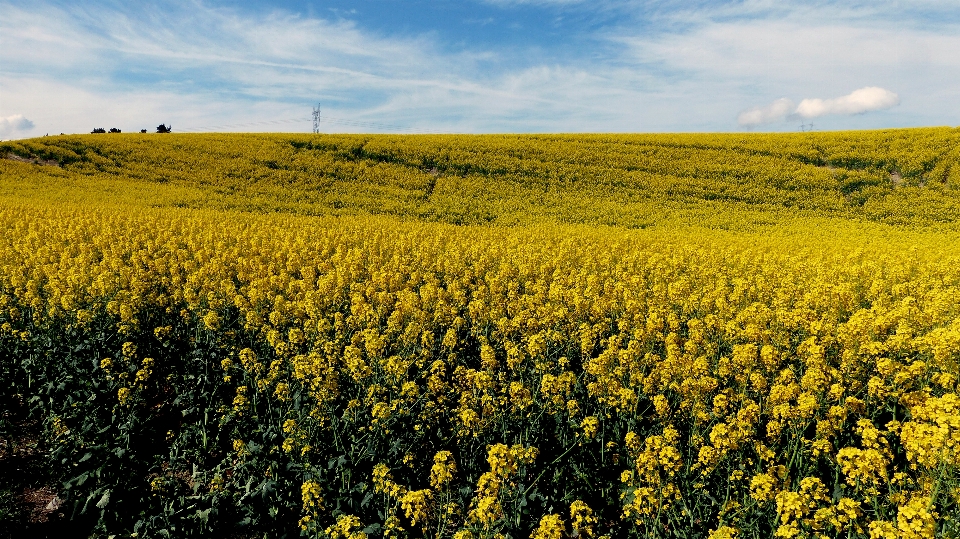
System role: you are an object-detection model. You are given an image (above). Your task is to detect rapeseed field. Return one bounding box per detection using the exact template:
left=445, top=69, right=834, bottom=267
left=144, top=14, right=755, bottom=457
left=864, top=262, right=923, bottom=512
left=2, top=129, right=960, bottom=538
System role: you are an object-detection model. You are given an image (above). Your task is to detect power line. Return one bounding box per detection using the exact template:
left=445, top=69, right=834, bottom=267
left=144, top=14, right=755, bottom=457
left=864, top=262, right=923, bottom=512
left=177, top=114, right=449, bottom=134
left=177, top=118, right=307, bottom=132
left=321, top=116, right=448, bottom=134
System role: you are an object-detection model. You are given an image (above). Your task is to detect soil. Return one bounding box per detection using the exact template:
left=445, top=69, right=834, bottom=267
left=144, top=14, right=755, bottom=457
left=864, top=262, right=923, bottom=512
left=0, top=400, right=83, bottom=539
left=3, top=153, right=60, bottom=167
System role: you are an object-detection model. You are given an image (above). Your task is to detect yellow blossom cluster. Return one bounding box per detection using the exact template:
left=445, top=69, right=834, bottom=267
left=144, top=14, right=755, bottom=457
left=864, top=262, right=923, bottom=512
left=430, top=451, right=458, bottom=489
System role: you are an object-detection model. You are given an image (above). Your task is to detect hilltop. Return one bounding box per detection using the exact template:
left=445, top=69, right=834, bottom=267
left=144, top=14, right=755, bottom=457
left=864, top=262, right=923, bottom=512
left=3, top=129, right=960, bottom=228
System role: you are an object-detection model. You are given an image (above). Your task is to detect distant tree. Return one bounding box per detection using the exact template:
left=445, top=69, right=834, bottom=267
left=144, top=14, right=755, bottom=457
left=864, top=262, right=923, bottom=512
left=157, top=124, right=171, bottom=133
left=109, top=128, right=121, bottom=133
left=140, top=129, right=147, bottom=134
left=91, top=128, right=106, bottom=133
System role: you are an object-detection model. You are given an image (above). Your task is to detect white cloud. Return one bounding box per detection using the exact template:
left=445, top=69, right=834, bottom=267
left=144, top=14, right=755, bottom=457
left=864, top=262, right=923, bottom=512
left=795, top=86, right=900, bottom=118
left=737, top=98, right=794, bottom=126
left=737, top=87, right=900, bottom=127
left=0, top=114, right=35, bottom=138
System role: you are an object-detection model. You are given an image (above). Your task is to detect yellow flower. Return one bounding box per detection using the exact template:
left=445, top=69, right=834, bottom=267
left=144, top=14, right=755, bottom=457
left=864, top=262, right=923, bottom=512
left=150, top=476, right=165, bottom=493
left=400, top=488, right=433, bottom=527
left=469, top=495, right=501, bottom=527
left=301, top=479, right=323, bottom=510
left=901, top=393, right=960, bottom=468
left=203, top=311, right=221, bottom=330
left=581, top=416, right=600, bottom=439
left=153, top=325, right=172, bottom=340
left=135, top=359, right=153, bottom=383
left=709, top=526, right=738, bottom=539
left=51, top=416, right=69, bottom=438
left=653, top=394, right=670, bottom=417
left=897, top=496, right=936, bottom=539
left=486, top=443, right=519, bottom=477
left=868, top=520, right=898, bottom=539
left=371, top=402, right=391, bottom=422
left=383, top=515, right=403, bottom=538
left=430, top=451, right=457, bottom=489
left=570, top=500, right=597, bottom=538
left=232, top=386, right=249, bottom=412
left=372, top=463, right=406, bottom=498
left=564, top=399, right=579, bottom=417
left=832, top=498, right=862, bottom=530
left=509, top=381, right=533, bottom=410
left=531, top=514, right=565, bottom=539
left=836, top=447, right=888, bottom=486
left=208, top=474, right=224, bottom=492
left=325, top=514, right=367, bottom=539
left=233, top=439, right=247, bottom=455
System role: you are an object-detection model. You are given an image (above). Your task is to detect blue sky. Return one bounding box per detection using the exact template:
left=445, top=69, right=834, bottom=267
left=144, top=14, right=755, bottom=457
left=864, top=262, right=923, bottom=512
left=1, top=0, right=959, bottom=137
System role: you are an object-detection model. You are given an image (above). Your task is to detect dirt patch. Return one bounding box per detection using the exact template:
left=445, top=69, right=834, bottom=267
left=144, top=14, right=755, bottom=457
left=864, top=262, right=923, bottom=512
left=21, top=487, right=61, bottom=524
left=890, top=171, right=903, bottom=186
left=4, top=153, right=60, bottom=167
left=0, top=406, right=75, bottom=538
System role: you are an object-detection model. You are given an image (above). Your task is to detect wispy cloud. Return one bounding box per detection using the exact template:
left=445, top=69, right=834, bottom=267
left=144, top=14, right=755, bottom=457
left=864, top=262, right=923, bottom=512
left=1, top=0, right=958, bottom=136
left=0, top=0, right=651, bottom=134
left=1, top=1, right=488, bottom=133
left=479, top=0, right=588, bottom=5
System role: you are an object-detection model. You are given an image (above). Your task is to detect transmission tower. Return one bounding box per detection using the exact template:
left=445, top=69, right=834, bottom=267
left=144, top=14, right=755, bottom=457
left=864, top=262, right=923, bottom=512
left=312, top=104, right=321, bottom=134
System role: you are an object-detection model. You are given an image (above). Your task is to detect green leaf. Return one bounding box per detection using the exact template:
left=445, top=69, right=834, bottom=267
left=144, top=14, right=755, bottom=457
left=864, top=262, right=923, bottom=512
left=194, top=507, right=213, bottom=523
left=95, top=489, right=111, bottom=508
left=75, top=471, right=90, bottom=486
